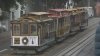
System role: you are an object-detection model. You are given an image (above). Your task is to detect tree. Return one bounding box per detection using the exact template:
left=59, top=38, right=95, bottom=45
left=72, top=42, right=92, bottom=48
left=0, top=0, right=15, bottom=11
left=0, top=0, right=25, bottom=21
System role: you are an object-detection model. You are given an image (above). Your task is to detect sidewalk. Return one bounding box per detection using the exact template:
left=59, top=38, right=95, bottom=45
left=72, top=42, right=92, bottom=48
left=0, top=31, right=10, bottom=38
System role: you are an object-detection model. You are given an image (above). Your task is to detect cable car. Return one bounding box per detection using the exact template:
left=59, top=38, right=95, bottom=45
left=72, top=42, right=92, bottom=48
left=77, top=7, right=88, bottom=30
left=10, top=12, right=56, bottom=52
left=10, top=7, right=88, bottom=53
left=48, top=9, right=71, bottom=41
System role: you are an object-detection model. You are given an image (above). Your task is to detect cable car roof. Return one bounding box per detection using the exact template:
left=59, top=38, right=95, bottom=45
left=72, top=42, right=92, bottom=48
left=49, top=8, right=78, bottom=13
left=48, top=14, right=63, bottom=18
left=18, top=14, right=53, bottom=22
left=27, top=12, right=50, bottom=16
left=49, top=9, right=65, bottom=12
left=62, top=8, right=77, bottom=11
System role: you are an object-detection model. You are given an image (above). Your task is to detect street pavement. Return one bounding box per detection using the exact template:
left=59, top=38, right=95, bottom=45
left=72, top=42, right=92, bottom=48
left=0, top=32, right=11, bottom=55
left=77, top=39, right=95, bottom=56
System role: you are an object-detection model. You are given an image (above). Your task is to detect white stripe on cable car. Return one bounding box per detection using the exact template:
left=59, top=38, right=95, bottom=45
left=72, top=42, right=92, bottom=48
left=0, top=49, right=8, bottom=53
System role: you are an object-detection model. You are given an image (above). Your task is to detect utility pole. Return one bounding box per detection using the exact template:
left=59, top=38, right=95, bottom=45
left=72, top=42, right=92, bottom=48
left=46, top=0, right=47, bottom=11
left=88, top=0, right=90, bottom=7
left=24, top=0, right=27, bottom=14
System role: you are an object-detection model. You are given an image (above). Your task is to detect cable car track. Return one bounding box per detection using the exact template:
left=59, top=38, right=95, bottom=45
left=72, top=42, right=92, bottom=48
left=37, top=18, right=98, bottom=56
left=0, top=17, right=98, bottom=56
left=11, top=18, right=97, bottom=56
left=54, top=31, right=95, bottom=56
left=41, top=21, right=96, bottom=56
left=1, top=18, right=99, bottom=56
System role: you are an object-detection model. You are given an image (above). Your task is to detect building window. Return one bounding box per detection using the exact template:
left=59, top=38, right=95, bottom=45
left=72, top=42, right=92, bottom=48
left=12, top=12, right=14, bottom=20
left=20, top=11, right=23, bottom=16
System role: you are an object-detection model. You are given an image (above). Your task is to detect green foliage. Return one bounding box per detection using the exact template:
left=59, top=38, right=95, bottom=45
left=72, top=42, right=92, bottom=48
left=16, top=0, right=24, bottom=4
left=0, top=12, right=8, bottom=21
left=0, top=0, right=16, bottom=11
left=0, top=0, right=24, bottom=11
left=0, top=15, right=5, bottom=21
left=73, top=0, right=83, bottom=3
left=0, top=0, right=24, bottom=21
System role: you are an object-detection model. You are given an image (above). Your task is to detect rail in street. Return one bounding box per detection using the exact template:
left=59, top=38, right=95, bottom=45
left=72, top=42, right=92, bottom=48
left=0, top=17, right=99, bottom=56
left=54, top=28, right=95, bottom=56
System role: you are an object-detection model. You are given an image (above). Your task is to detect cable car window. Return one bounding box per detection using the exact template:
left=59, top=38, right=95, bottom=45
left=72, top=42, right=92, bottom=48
left=37, top=24, right=41, bottom=38
left=59, top=18, right=64, bottom=28
left=64, top=17, right=68, bottom=26
left=30, top=24, right=37, bottom=36
left=22, top=22, right=28, bottom=35
left=50, top=22, right=54, bottom=32
left=13, top=24, right=20, bottom=36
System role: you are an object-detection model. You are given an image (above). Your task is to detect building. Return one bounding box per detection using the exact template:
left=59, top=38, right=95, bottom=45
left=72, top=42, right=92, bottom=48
left=95, top=2, right=100, bottom=16
left=10, top=2, right=25, bottom=20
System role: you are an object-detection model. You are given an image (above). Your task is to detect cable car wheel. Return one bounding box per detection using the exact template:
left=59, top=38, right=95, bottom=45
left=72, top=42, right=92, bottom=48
left=22, top=37, right=28, bottom=45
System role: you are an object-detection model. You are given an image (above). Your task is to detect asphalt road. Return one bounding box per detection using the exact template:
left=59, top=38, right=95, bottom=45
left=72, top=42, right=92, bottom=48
left=0, top=17, right=99, bottom=56
left=76, top=36, right=95, bottom=56
left=0, top=31, right=11, bottom=55
left=53, top=20, right=96, bottom=56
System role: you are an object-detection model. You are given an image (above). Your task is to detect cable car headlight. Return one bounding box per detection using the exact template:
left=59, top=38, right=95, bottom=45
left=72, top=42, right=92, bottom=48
left=22, top=37, right=28, bottom=45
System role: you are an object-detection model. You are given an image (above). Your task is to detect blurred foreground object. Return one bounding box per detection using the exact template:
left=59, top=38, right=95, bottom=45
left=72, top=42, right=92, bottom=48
left=95, top=2, right=100, bottom=16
